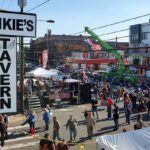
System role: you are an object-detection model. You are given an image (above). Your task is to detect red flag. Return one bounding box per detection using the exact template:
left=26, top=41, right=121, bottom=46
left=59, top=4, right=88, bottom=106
left=42, top=49, right=48, bottom=68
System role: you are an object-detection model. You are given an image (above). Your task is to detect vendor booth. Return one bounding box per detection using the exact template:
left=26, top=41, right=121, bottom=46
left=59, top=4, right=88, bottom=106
left=49, top=79, right=81, bottom=104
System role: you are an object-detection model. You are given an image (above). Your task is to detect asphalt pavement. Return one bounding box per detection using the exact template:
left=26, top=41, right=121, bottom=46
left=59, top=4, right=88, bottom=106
left=3, top=101, right=150, bottom=150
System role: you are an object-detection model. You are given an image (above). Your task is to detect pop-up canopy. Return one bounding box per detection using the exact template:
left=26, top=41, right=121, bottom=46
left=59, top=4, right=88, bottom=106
left=25, top=67, right=57, bottom=78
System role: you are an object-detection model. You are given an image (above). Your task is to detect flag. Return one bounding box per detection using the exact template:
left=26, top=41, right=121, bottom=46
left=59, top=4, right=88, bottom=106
left=83, top=52, right=88, bottom=58
left=86, top=38, right=102, bottom=56
left=42, top=49, right=48, bottom=68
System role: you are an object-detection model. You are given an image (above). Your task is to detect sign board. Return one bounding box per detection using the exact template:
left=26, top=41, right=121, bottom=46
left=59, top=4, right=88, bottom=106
left=0, top=11, right=36, bottom=37
left=0, top=37, right=17, bottom=113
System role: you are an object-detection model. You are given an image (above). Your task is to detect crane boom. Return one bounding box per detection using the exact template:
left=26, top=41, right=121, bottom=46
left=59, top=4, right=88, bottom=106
left=85, top=26, right=125, bottom=75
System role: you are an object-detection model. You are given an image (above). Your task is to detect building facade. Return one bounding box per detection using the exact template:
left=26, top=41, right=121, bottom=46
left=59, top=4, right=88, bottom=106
left=129, top=21, right=150, bottom=74
left=27, top=31, right=128, bottom=70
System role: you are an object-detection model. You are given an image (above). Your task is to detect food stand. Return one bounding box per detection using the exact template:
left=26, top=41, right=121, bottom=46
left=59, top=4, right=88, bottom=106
left=49, top=79, right=81, bottom=105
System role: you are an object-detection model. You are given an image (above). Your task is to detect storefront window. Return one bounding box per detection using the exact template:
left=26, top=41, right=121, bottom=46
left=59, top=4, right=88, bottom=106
left=133, top=58, right=140, bottom=65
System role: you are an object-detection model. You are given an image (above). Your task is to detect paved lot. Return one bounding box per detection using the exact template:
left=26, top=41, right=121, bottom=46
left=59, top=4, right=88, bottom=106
left=5, top=101, right=150, bottom=150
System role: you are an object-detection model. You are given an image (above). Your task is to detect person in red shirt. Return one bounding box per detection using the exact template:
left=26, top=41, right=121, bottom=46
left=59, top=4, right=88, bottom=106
left=107, top=98, right=114, bottom=119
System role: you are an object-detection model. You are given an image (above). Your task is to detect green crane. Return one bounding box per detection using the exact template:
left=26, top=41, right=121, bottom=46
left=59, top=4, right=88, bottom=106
left=85, top=26, right=126, bottom=77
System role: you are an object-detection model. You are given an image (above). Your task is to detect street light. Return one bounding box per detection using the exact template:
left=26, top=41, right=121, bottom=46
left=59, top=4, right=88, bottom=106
left=37, top=19, right=55, bottom=23
left=35, top=19, right=55, bottom=68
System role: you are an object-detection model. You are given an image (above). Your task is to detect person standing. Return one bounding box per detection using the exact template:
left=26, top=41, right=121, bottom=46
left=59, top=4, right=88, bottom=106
left=0, top=114, right=5, bottom=147
left=86, top=112, right=96, bottom=139
left=91, top=98, right=99, bottom=119
left=53, top=116, right=62, bottom=141
left=66, top=115, right=78, bottom=141
left=113, top=103, right=119, bottom=130
left=2, top=114, right=8, bottom=139
left=27, top=77, right=33, bottom=96
left=43, top=108, right=52, bottom=130
left=22, top=110, right=36, bottom=135
left=125, top=99, right=132, bottom=124
left=147, top=99, right=150, bottom=115
left=84, top=110, right=88, bottom=121
left=106, top=97, right=114, bottom=119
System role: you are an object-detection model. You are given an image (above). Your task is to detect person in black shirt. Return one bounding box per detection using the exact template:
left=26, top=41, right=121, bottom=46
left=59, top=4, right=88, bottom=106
left=0, top=115, right=5, bottom=147
left=91, top=98, right=99, bottom=119
left=113, top=103, right=119, bottom=131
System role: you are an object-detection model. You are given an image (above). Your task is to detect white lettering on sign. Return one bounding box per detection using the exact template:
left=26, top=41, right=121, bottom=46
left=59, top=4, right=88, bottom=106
left=0, top=11, right=36, bottom=37
left=0, top=37, right=16, bottom=113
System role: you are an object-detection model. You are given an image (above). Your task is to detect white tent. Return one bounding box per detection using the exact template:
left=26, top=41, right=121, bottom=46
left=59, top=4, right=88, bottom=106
left=64, top=79, right=80, bottom=83
left=25, top=67, right=57, bottom=78
left=96, top=127, right=150, bottom=150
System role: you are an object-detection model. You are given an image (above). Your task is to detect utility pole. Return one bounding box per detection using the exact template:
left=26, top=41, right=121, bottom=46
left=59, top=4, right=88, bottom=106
left=18, top=0, right=27, bottom=114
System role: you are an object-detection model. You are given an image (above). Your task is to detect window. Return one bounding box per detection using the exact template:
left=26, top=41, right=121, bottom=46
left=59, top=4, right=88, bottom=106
left=131, top=34, right=139, bottom=41
left=133, top=58, right=140, bottom=65
left=141, top=32, right=147, bottom=40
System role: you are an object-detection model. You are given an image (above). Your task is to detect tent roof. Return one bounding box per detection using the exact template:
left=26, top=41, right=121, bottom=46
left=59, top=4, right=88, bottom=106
left=96, top=127, right=150, bottom=150
left=64, top=79, right=80, bottom=83
left=26, top=67, right=57, bottom=78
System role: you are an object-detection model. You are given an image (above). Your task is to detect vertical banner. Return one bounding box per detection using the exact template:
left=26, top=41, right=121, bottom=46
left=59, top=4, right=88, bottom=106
left=0, top=37, right=16, bottom=113
left=42, top=49, right=48, bottom=68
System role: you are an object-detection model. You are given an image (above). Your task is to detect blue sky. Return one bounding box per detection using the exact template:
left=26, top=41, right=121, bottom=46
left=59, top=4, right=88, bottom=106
left=0, top=0, right=150, bottom=42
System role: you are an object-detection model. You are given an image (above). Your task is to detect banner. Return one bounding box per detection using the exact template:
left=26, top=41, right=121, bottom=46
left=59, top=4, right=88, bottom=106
left=0, top=37, right=17, bottom=113
left=42, top=49, right=48, bottom=69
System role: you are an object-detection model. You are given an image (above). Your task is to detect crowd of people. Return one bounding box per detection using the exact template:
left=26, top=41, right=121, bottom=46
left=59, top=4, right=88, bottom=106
left=18, top=75, right=150, bottom=149
left=2, top=70, right=150, bottom=149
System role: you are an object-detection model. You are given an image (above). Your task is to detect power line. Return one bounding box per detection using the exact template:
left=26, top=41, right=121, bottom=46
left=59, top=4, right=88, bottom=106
left=106, top=31, right=150, bottom=41
left=99, top=28, right=129, bottom=37
left=72, top=13, right=150, bottom=35
left=26, top=0, right=51, bottom=12
left=106, top=35, right=129, bottom=41
left=23, top=46, right=150, bottom=54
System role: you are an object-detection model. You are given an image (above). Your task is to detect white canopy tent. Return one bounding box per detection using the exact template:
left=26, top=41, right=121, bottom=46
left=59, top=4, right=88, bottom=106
left=64, top=79, right=80, bottom=83
left=25, top=67, right=57, bottom=78
left=96, top=127, right=150, bottom=150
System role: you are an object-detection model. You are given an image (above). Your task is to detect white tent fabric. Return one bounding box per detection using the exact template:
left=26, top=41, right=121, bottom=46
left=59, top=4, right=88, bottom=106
left=96, top=127, right=150, bottom=150
left=64, top=79, right=80, bottom=83
left=26, top=67, right=57, bottom=78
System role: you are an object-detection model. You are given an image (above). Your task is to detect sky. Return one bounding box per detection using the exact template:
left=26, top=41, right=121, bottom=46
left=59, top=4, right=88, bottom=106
left=0, top=0, right=150, bottom=42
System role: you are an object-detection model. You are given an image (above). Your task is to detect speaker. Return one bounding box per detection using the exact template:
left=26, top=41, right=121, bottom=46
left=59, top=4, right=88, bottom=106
left=80, top=83, right=91, bottom=103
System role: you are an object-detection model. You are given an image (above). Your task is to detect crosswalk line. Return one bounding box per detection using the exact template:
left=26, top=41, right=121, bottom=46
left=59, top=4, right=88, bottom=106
left=5, top=136, right=34, bottom=143
left=8, top=125, right=29, bottom=131
left=3, top=141, right=39, bottom=150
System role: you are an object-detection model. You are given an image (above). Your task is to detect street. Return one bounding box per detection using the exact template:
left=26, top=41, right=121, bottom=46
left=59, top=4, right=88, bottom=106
left=3, top=102, right=150, bottom=150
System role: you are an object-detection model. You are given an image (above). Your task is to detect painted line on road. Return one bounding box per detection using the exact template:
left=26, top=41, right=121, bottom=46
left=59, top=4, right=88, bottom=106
left=5, top=136, right=34, bottom=143
left=8, top=125, right=29, bottom=131
left=3, top=141, right=39, bottom=150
